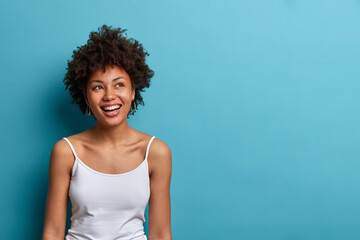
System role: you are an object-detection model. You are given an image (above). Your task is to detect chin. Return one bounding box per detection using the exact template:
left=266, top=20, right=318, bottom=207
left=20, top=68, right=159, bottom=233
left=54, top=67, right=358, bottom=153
left=101, top=118, right=124, bottom=127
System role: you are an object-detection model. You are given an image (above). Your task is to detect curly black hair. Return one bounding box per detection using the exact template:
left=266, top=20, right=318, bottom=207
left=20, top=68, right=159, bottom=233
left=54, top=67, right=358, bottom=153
left=63, top=24, right=154, bottom=119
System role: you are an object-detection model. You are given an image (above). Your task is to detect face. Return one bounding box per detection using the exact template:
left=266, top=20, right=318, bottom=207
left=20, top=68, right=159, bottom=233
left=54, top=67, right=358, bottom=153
left=85, top=65, right=135, bottom=126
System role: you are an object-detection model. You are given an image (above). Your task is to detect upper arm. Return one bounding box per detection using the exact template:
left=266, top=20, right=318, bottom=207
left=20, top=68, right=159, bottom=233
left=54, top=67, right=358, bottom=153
left=148, top=139, right=173, bottom=240
left=42, top=139, right=73, bottom=239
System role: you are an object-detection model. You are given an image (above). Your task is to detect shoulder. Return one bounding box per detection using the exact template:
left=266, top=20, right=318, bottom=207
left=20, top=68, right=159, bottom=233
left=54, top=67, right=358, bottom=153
left=49, top=137, right=76, bottom=176
left=62, top=131, right=86, bottom=143
left=135, top=130, right=171, bottom=157
left=151, top=137, right=171, bottom=158
left=61, top=131, right=89, bottom=150
left=51, top=138, right=73, bottom=159
left=147, top=136, right=172, bottom=177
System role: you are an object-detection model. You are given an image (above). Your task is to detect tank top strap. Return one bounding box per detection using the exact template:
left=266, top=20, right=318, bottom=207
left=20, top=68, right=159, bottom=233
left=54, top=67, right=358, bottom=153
left=63, top=137, right=79, bottom=160
left=145, top=136, right=156, bottom=160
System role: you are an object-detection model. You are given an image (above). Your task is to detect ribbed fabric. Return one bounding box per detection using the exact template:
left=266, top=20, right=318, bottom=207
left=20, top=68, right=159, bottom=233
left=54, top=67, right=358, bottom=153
left=62, top=136, right=155, bottom=240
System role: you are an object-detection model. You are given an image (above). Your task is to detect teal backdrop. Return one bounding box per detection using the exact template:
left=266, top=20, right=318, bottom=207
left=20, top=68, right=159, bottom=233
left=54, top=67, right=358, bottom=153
left=1, top=0, right=359, bottom=239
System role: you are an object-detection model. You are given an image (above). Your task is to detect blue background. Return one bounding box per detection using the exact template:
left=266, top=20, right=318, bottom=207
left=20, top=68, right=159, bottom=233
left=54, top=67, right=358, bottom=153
left=1, top=0, right=359, bottom=239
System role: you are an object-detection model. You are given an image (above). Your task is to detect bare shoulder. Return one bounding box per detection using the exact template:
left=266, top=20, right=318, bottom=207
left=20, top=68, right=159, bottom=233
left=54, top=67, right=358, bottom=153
left=52, top=138, right=74, bottom=160
left=63, top=131, right=86, bottom=144
left=49, top=137, right=75, bottom=176
left=151, top=137, right=172, bottom=158
left=148, top=136, right=172, bottom=177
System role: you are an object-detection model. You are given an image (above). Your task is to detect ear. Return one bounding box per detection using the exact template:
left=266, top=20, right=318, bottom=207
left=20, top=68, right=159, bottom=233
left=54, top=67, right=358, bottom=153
left=132, top=88, right=135, bottom=100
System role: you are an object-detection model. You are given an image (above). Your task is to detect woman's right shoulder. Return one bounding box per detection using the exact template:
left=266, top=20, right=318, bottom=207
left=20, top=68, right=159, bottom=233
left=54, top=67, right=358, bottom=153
left=52, top=131, right=88, bottom=159
left=49, top=136, right=78, bottom=172
left=52, top=137, right=73, bottom=156
left=55, top=132, right=85, bottom=150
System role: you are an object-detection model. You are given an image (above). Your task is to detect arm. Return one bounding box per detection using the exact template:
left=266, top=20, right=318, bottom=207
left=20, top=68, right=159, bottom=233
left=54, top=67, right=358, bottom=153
left=148, top=139, right=173, bottom=240
left=42, top=140, right=73, bottom=240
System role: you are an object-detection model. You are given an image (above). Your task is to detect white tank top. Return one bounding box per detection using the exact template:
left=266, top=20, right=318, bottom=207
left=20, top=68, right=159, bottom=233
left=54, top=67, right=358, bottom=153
left=62, top=136, right=155, bottom=240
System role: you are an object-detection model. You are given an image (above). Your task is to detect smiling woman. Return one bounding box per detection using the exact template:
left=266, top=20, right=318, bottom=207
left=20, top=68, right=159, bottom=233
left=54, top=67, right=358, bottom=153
left=42, top=25, right=172, bottom=240
left=86, top=65, right=133, bottom=124
left=62, top=24, right=155, bottom=120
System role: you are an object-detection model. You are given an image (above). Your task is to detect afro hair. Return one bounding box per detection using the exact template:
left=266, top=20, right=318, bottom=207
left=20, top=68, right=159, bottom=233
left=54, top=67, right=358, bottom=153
left=63, top=24, right=154, bottom=119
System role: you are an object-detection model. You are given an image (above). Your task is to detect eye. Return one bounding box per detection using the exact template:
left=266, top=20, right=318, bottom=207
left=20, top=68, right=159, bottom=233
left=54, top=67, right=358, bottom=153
left=93, top=86, right=102, bottom=90
left=116, top=83, right=123, bottom=87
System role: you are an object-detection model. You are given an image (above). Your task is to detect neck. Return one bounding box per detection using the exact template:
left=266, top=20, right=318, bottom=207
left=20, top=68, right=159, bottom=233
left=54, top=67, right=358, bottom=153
left=90, top=120, right=134, bottom=146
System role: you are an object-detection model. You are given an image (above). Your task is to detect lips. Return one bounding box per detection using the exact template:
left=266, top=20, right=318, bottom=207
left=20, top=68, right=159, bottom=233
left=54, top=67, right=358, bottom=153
left=100, top=104, right=122, bottom=111
left=100, top=105, right=122, bottom=117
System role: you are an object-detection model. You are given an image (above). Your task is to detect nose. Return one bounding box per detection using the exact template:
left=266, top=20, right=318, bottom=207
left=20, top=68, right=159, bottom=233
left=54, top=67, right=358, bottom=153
left=103, top=88, right=115, bottom=101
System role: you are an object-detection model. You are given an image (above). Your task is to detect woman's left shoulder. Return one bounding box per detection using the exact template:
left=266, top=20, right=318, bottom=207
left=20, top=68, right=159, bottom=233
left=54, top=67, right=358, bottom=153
left=149, top=136, right=171, bottom=156
left=146, top=135, right=172, bottom=176
left=134, top=129, right=172, bottom=159
left=137, top=130, right=171, bottom=154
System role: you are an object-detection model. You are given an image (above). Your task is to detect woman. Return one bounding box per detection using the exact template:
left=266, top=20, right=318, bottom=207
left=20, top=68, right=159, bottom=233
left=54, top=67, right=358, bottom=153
left=42, top=25, right=172, bottom=240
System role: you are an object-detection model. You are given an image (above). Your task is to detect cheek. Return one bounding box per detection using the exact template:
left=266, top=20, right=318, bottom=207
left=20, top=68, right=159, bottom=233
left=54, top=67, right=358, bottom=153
left=87, top=94, right=101, bottom=105
left=117, top=91, right=132, bottom=100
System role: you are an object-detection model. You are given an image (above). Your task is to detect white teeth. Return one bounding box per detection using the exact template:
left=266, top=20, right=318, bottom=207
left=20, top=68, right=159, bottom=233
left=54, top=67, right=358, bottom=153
left=102, top=105, right=121, bottom=110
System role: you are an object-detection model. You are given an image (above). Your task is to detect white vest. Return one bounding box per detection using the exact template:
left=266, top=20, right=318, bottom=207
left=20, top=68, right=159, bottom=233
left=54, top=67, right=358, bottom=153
left=62, top=136, right=155, bottom=240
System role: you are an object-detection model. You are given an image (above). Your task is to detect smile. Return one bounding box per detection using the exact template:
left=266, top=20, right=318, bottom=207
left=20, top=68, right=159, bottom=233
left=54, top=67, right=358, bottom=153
left=101, top=104, right=121, bottom=111
left=100, top=104, right=122, bottom=117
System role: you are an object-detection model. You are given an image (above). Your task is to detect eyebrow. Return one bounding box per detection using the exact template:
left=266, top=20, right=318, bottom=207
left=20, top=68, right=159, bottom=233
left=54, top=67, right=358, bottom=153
left=89, top=77, right=126, bottom=84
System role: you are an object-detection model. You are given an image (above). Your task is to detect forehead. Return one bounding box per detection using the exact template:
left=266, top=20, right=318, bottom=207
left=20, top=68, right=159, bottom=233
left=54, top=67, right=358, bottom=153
left=88, top=65, right=130, bottom=83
